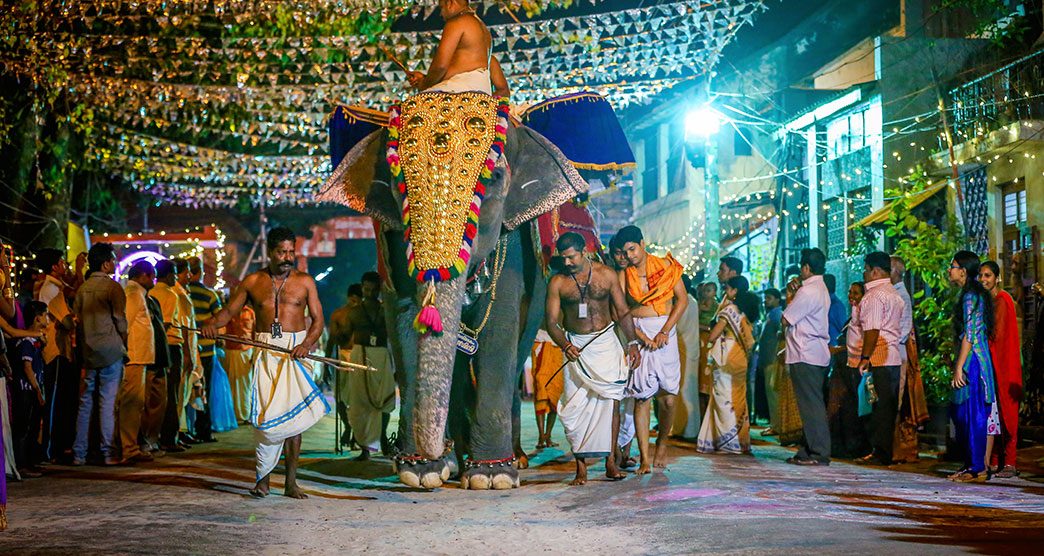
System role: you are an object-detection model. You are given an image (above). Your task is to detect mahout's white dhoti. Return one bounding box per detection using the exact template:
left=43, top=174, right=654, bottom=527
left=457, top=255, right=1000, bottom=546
left=424, top=68, right=492, bottom=95
left=676, top=296, right=702, bottom=438
left=345, top=345, right=396, bottom=453
left=250, top=332, right=330, bottom=481
left=558, top=325, right=628, bottom=458
left=626, top=315, right=681, bottom=400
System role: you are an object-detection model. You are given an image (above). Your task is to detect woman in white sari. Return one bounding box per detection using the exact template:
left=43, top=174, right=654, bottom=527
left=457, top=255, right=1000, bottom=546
left=697, top=276, right=759, bottom=454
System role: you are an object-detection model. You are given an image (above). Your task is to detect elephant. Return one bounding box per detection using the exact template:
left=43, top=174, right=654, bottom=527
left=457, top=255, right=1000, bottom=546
left=320, top=91, right=588, bottom=489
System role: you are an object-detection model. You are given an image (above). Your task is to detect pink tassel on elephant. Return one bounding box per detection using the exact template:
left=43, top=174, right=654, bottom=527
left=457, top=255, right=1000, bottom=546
left=414, top=281, right=445, bottom=337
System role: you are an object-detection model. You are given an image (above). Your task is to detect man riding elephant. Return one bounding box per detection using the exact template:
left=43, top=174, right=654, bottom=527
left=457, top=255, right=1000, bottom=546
left=406, top=0, right=510, bottom=98
left=321, top=2, right=633, bottom=491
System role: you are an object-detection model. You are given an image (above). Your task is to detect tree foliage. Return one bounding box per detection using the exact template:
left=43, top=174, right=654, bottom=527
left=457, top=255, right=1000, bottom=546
left=851, top=170, right=966, bottom=404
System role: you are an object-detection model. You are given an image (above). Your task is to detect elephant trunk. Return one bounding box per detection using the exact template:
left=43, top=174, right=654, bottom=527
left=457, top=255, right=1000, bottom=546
left=413, top=277, right=466, bottom=460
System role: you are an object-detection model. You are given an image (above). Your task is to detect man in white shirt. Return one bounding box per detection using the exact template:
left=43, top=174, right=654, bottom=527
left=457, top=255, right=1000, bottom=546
left=119, top=261, right=157, bottom=464
left=890, top=256, right=914, bottom=355
left=34, top=249, right=77, bottom=461
left=782, top=248, right=832, bottom=466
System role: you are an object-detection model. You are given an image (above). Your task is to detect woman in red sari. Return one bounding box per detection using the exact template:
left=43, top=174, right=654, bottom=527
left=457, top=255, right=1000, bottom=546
left=978, top=261, right=1022, bottom=477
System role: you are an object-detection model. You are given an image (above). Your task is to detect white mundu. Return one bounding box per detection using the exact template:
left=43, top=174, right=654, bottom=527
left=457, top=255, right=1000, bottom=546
left=558, top=325, right=628, bottom=458
left=344, top=344, right=396, bottom=453
left=250, top=331, right=330, bottom=481
left=424, top=68, right=492, bottom=95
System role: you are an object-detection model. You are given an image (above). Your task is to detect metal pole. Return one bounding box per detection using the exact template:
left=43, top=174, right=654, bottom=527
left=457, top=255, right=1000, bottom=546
left=258, top=196, right=269, bottom=267
left=704, top=129, right=721, bottom=261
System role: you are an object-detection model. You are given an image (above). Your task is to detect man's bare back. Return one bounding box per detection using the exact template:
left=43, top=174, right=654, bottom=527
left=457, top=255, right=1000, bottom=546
left=409, top=1, right=510, bottom=97
left=444, top=13, right=491, bottom=78
left=328, top=306, right=353, bottom=351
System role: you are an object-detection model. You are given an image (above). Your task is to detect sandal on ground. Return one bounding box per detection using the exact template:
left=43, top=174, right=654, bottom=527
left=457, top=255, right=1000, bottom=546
left=946, top=467, right=969, bottom=480
left=950, top=470, right=986, bottom=483
left=994, top=466, right=1019, bottom=479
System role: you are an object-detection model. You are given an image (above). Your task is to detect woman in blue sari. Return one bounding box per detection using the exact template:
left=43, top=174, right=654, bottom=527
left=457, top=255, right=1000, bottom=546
left=946, top=251, right=996, bottom=483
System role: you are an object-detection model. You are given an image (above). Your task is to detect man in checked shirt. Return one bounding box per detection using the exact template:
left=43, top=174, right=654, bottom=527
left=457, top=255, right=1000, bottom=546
left=854, top=251, right=907, bottom=466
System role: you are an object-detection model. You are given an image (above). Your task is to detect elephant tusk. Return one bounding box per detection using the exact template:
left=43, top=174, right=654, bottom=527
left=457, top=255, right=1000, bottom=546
left=520, top=179, right=539, bottom=189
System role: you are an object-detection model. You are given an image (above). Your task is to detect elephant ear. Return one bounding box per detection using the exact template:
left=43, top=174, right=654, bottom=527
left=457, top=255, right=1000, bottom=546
left=317, top=129, right=402, bottom=230
left=501, top=125, right=588, bottom=231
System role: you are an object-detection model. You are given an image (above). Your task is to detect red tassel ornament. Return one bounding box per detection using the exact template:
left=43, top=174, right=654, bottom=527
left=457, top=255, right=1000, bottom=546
left=413, top=280, right=444, bottom=337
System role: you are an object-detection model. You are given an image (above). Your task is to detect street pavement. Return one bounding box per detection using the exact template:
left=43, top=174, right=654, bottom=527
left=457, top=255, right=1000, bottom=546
left=2, top=399, right=1043, bottom=555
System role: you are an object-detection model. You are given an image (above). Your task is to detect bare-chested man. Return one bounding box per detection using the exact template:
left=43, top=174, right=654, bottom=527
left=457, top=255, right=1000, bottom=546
left=406, top=0, right=510, bottom=97
left=546, top=233, right=640, bottom=485
left=335, top=272, right=395, bottom=461
left=617, top=225, right=687, bottom=474
left=202, top=227, right=329, bottom=499
left=327, top=283, right=362, bottom=449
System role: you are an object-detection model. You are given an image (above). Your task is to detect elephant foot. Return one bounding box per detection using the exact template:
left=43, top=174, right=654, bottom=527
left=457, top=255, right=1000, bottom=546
left=460, top=456, right=520, bottom=490
left=393, top=454, right=451, bottom=489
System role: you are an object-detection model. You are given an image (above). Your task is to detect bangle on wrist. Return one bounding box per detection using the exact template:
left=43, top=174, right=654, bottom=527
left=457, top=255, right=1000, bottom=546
left=627, top=339, right=640, bottom=347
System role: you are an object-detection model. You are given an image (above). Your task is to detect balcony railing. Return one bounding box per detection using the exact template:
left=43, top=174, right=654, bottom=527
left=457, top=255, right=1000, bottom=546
left=949, top=48, right=1044, bottom=142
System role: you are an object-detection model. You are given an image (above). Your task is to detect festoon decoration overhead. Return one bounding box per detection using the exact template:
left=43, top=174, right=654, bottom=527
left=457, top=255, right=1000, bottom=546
left=0, top=0, right=766, bottom=208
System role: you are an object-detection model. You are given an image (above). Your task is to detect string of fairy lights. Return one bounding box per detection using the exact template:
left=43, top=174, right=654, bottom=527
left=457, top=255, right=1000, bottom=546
left=0, top=0, right=768, bottom=208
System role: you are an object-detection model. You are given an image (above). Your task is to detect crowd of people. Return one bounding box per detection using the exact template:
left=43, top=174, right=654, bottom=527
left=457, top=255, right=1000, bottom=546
left=0, top=240, right=260, bottom=528
left=534, top=226, right=1023, bottom=485
left=0, top=221, right=1028, bottom=527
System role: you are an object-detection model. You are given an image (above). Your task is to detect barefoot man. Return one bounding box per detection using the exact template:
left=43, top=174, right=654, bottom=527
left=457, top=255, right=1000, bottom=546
left=202, top=227, right=329, bottom=498
left=545, top=233, right=640, bottom=485
left=406, top=0, right=510, bottom=97
left=616, top=225, right=687, bottom=474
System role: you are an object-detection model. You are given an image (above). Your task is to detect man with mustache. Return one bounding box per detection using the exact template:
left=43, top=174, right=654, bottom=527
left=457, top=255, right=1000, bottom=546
left=546, top=233, right=640, bottom=485
left=202, top=227, right=329, bottom=498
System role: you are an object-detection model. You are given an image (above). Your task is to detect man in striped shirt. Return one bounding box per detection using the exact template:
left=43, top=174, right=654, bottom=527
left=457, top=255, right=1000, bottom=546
left=855, top=251, right=906, bottom=466
left=187, top=256, right=221, bottom=443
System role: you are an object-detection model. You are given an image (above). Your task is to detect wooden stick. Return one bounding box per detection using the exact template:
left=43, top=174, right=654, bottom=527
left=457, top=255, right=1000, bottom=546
left=542, top=304, right=643, bottom=389
left=379, top=45, right=410, bottom=74
left=175, top=326, right=376, bottom=372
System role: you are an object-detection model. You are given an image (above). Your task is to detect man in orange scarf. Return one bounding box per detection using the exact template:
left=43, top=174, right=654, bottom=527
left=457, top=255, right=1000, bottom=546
left=616, top=225, right=688, bottom=474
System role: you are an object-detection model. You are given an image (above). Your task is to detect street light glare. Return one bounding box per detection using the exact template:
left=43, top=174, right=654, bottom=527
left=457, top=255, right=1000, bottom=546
left=685, top=107, right=722, bottom=139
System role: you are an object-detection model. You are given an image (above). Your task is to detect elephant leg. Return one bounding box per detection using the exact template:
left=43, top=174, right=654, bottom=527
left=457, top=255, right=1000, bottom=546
left=461, top=233, right=524, bottom=490
left=447, top=352, right=472, bottom=478
left=395, top=275, right=467, bottom=490
left=392, top=298, right=419, bottom=455
left=513, top=258, right=547, bottom=469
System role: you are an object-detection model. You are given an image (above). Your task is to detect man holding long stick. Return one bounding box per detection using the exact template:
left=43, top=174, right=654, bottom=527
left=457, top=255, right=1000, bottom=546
left=545, top=233, right=640, bottom=485
left=202, top=227, right=329, bottom=498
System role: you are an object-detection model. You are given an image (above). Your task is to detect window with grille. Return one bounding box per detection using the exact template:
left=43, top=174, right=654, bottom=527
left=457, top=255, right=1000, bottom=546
left=1004, top=188, right=1027, bottom=226
left=826, top=197, right=846, bottom=258
left=1002, top=182, right=1028, bottom=252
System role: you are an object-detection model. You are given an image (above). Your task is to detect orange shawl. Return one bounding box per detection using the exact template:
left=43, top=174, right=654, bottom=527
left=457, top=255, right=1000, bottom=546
left=626, top=253, right=683, bottom=315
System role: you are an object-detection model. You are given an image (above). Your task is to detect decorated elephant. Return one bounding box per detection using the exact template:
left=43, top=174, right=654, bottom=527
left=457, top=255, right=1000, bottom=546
left=321, top=91, right=632, bottom=490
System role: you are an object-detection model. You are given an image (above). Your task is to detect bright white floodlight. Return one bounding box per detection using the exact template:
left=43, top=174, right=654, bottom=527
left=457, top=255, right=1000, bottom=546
left=684, top=106, right=722, bottom=139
